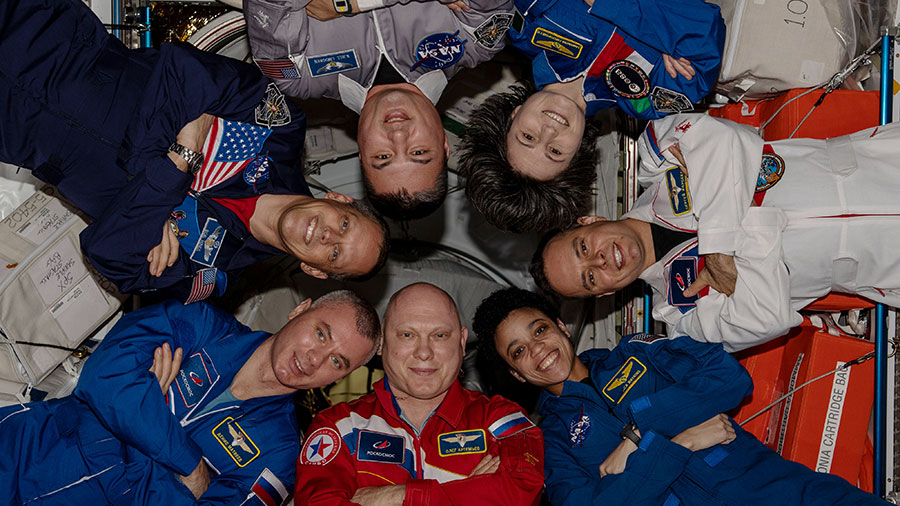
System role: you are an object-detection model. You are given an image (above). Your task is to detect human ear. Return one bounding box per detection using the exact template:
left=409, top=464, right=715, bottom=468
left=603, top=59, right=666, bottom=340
left=288, top=298, right=313, bottom=320
left=300, top=262, right=329, bottom=280
left=576, top=216, right=607, bottom=226
left=555, top=318, right=571, bottom=338
left=509, top=368, right=527, bottom=383
left=324, top=192, right=354, bottom=204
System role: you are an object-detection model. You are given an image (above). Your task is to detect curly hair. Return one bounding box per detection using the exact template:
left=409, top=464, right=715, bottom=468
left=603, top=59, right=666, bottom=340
left=325, top=200, right=390, bottom=282
left=457, top=83, right=599, bottom=233
left=362, top=158, right=448, bottom=221
left=472, top=287, right=561, bottom=373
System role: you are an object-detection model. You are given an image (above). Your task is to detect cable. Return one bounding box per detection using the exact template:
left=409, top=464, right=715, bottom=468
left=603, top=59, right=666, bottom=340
left=739, top=350, right=875, bottom=426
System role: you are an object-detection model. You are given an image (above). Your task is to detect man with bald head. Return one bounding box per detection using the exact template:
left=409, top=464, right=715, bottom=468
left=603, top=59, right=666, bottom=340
left=295, top=282, right=545, bottom=505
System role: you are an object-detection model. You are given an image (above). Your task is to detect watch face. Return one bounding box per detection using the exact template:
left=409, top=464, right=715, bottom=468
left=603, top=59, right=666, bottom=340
left=333, top=0, right=349, bottom=12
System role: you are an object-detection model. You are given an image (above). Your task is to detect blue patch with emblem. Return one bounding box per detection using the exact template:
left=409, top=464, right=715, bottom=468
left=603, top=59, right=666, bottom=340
left=568, top=410, right=591, bottom=447
left=438, top=429, right=486, bottom=456
left=602, top=357, right=647, bottom=404
left=173, top=196, right=201, bottom=254
left=243, top=155, right=271, bottom=186
left=412, top=32, right=466, bottom=70
left=212, top=417, right=260, bottom=467
left=308, top=50, right=360, bottom=77
left=356, top=430, right=405, bottom=464
left=190, top=217, right=227, bottom=267
left=174, top=352, right=217, bottom=408
left=665, top=166, right=691, bottom=215
left=669, top=256, right=699, bottom=308
left=757, top=152, right=785, bottom=192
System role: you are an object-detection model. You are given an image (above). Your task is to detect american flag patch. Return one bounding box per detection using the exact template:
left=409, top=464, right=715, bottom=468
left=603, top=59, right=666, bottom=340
left=255, top=58, right=300, bottom=79
left=488, top=412, right=535, bottom=439
left=192, top=118, right=272, bottom=193
left=184, top=268, right=218, bottom=305
left=250, top=468, right=288, bottom=506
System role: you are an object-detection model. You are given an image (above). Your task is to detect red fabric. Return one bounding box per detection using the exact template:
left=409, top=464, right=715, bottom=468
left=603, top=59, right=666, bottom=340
left=213, top=196, right=260, bottom=229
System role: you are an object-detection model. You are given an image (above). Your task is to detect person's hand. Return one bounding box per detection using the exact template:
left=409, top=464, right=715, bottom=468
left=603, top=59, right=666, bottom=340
left=662, top=54, right=695, bottom=80
left=178, top=459, right=211, bottom=499
left=468, top=453, right=500, bottom=476
left=149, top=342, right=183, bottom=394
left=671, top=414, right=736, bottom=451
left=176, top=113, right=215, bottom=153
left=305, top=0, right=354, bottom=20
left=146, top=222, right=180, bottom=277
left=351, top=485, right=406, bottom=506
left=598, top=436, right=639, bottom=477
left=683, top=253, right=737, bottom=297
left=443, top=0, right=470, bottom=12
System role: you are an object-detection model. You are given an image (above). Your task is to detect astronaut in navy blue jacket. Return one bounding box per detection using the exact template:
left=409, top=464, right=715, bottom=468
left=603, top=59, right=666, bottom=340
left=473, top=288, right=887, bottom=506
left=0, top=290, right=381, bottom=505
left=0, top=0, right=388, bottom=304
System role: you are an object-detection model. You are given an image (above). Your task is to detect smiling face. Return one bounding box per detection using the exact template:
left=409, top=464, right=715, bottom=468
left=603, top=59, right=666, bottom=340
left=276, top=193, right=383, bottom=279
left=269, top=302, right=375, bottom=390
left=494, top=307, right=577, bottom=390
left=542, top=218, right=650, bottom=298
left=505, top=89, right=586, bottom=181
left=381, top=284, right=468, bottom=405
left=358, top=84, right=449, bottom=196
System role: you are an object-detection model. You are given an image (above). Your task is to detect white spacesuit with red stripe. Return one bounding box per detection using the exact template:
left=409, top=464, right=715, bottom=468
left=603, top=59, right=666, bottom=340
left=626, top=113, right=900, bottom=350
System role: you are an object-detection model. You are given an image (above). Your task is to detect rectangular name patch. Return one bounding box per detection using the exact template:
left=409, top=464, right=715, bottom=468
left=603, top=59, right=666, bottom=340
left=190, top=217, right=226, bottom=267
left=665, top=166, right=691, bottom=215
left=602, top=357, right=646, bottom=404
left=531, top=28, right=582, bottom=59
left=307, top=49, right=360, bottom=77
left=356, top=430, right=405, bottom=464
left=438, top=429, right=487, bottom=457
left=175, top=352, right=215, bottom=408
left=213, top=417, right=261, bottom=467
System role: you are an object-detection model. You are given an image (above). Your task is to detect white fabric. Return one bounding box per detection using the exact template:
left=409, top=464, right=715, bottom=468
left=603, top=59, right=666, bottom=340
left=629, top=113, right=900, bottom=350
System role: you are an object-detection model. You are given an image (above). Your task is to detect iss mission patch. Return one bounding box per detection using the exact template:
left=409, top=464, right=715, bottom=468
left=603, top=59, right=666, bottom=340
left=605, top=60, right=649, bottom=99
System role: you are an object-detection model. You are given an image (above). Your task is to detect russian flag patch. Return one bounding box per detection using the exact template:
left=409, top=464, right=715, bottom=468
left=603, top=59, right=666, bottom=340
left=250, top=468, right=288, bottom=506
left=488, top=412, right=535, bottom=439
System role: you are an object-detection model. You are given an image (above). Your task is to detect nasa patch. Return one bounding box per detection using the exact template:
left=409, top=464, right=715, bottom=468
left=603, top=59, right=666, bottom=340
left=757, top=152, right=785, bottom=192
left=243, top=155, right=272, bottom=186
left=356, top=430, right=405, bottom=464
left=605, top=60, right=649, bottom=99
left=174, top=352, right=215, bottom=408
left=438, top=429, right=487, bottom=457
left=568, top=411, right=591, bottom=447
left=301, top=427, right=341, bottom=466
left=665, top=166, right=691, bottom=215
left=601, top=357, right=647, bottom=404
left=255, top=83, right=291, bottom=128
left=474, top=13, right=512, bottom=49
left=651, top=86, right=693, bottom=114
left=530, top=27, right=582, bottom=59
left=412, top=32, right=467, bottom=70
left=190, top=217, right=226, bottom=267
left=307, top=49, right=360, bottom=77
left=212, top=417, right=261, bottom=467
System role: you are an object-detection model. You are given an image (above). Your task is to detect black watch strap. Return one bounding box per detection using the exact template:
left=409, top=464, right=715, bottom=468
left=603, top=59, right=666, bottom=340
left=620, top=422, right=641, bottom=446
left=168, top=142, right=203, bottom=175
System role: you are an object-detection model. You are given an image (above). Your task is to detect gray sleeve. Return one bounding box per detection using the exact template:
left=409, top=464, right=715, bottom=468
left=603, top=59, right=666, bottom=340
left=244, top=0, right=312, bottom=98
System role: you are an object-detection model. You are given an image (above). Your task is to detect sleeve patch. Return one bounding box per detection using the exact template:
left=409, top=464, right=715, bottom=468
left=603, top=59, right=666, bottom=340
left=300, top=427, right=342, bottom=466
left=488, top=412, right=536, bottom=439
left=251, top=468, right=288, bottom=506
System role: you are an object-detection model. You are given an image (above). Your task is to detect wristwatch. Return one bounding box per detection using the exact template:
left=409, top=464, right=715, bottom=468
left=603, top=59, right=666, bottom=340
left=619, top=422, right=642, bottom=446
left=168, top=142, right=203, bottom=175
left=333, top=0, right=351, bottom=13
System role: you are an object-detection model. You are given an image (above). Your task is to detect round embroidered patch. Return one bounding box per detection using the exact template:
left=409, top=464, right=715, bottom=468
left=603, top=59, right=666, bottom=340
left=568, top=412, right=592, bottom=448
left=413, top=32, right=466, bottom=70
left=243, top=155, right=272, bottom=186
left=605, top=60, right=650, bottom=99
left=756, top=152, right=785, bottom=192
left=301, top=427, right=342, bottom=466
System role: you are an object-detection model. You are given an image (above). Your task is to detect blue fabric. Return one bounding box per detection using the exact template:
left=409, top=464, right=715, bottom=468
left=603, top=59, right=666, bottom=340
left=0, top=0, right=310, bottom=302
left=538, top=334, right=887, bottom=506
left=509, top=0, right=725, bottom=119
left=0, top=301, right=299, bottom=506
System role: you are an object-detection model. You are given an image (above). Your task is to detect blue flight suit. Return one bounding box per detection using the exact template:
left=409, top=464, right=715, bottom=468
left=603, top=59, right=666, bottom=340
left=0, top=301, right=298, bottom=506
left=0, top=0, right=310, bottom=303
left=539, top=334, right=887, bottom=506
left=508, top=0, right=725, bottom=119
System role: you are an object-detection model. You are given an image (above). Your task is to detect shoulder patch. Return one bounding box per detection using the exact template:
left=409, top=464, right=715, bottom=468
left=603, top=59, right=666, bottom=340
left=356, top=430, right=405, bottom=464
left=666, top=244, right=708, bottom=311
left=530, top=27, right=582, bottom=59
left=757, top=151, right=785, bottom=192
left=307, top=49, right=360, bottom=77
left=174, top=352, right=217, bottom=408
left=651, top=86, right=693, bottom=114
left=665, top=166, right=691, bottom=215
left=254, top=58, right=301, bottom=80
left=412, top=31, right=467, bottom=71
left=568, top=410, right=591, bottom=447
left=488, top=412, right=535, bottom=439
left=626, top=333, right=670, bottom=344
left=255, top=83, right=291, bottom=128
left=438, top=429, right=487, bottom=456
left=474, top=13, right=512, bottom=49
left=602, top=357, right=646, bottom=404
left=190, top=217, right=226, bottom=267
left=250, top=468, right=289, bottom=506
left=605, top=60, right=649, bottom=99
left=301, top=427, right=341, bottom=466
left=212, top=417, right=261, bottom=467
